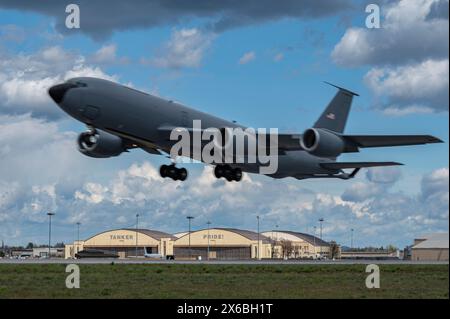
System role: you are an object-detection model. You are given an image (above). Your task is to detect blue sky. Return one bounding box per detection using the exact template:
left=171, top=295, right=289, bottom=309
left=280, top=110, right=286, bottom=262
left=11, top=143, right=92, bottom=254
left=0, top=0, right=448, bottom=248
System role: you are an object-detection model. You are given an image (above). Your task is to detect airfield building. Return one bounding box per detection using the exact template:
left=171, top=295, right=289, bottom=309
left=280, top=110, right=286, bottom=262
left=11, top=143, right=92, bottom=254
left=65, top=227, right=273, bottom=260
left=262, top=230, right=331, bottom=259
left=173, top=228, right=272, bottom=260
left=64, top=229, right=176, bottom=259
left=411, top=233, right=449, bottom=261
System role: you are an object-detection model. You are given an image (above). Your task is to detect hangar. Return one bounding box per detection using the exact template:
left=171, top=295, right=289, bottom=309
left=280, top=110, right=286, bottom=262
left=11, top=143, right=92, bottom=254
left=411, top=233, right=449, bottom=261
left=65, top=227, right=272, bottom=260
left=262, top=230, right=331, bottom=259
left=174, top=228, right=272, bottom=260
left=65, top=228, right=176, bottom=259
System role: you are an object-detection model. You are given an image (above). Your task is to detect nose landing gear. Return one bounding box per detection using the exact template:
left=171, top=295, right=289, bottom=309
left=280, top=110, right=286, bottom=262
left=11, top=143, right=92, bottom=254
left=160, top=164, right=188, bottom=181
left=214, top=165, right=243, bottom=182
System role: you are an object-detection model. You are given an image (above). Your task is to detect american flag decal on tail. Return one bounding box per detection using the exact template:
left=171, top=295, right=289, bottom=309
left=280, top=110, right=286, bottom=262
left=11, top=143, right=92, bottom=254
left=326, top=112, right=336, bottom=120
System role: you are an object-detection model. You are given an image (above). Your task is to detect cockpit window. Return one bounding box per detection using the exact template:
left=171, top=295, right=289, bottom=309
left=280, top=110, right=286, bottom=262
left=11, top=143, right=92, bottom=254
left=75, top=81, right=87, bottom=87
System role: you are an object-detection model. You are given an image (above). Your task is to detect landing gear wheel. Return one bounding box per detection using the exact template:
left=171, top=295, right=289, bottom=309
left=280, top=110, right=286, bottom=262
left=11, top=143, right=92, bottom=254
left=214, top=166, right=224, bottom=179
left=214, top=165, right=243, bottom=182
left=159, top=164, right=188, bottom=181
left=167, top=165, right=178, bottom=180
left=178, top=168, right=188, bottom=181
left=160, top=165, right=168, bottom=178
left=224, top=165, right=233, bottom=182
left=233, top=168, right=243, bottom=182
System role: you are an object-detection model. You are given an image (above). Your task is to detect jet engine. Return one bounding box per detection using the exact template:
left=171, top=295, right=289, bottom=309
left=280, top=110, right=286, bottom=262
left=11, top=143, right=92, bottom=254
left=77, top=129, right=126, bottom=158
left=300, top=128, right=345, bottom=158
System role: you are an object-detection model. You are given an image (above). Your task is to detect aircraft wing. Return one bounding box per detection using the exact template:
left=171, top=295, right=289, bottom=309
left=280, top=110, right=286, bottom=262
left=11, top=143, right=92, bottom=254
left=156, top=126, right=443, bottom=152
left=260, top=133, right=443, bottom=152
left=320, top=161, right=403, bottom=170
left=275, top=134, right=303, bottom=150
left=343, top=135, right=443, bottom=149
left=103, top=127, right=163, bottom=155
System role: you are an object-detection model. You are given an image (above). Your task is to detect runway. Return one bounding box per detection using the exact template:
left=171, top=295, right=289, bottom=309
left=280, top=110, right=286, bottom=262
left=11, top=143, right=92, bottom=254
left=0, top=258, right=448, bottom=265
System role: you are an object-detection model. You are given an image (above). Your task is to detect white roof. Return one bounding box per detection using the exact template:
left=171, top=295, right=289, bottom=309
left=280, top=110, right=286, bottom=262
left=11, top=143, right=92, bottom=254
left=413, top=233, right=449, bottom=249
left=173, top=232, right=188, bottom=238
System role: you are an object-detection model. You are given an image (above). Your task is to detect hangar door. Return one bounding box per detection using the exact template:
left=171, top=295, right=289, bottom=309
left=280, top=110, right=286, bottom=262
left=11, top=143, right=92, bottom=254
left=87, top=246, right=156, bottom=257
left=174, top=247, right=251, bottom=260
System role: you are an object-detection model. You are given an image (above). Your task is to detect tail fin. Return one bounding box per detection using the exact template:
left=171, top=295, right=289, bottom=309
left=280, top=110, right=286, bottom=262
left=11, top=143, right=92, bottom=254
left=313, top=82, right=359, bottom=134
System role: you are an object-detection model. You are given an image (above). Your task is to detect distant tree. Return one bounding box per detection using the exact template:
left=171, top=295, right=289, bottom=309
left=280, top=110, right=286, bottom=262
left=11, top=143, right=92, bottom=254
left=280, top=239, right=294, bottom=259
left=270, top=239, right=280, bottom=258
left=387, top=244, right=398, bottom=252
left=329, top=241, right=340, bottom=259
left=54, top=242, right=65, bottom=248
left=0, top=251, right=4, bottom=258
left=26, top=242, right=34, bottom=249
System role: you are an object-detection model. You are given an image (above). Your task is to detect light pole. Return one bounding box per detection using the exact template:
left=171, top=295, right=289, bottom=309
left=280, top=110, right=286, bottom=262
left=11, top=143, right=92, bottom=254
left=274, top=224, right=279, bottom=258
left=256, top=215, right=260, bottom=260
left=351, top=228, right=354, bottom=250
left=187, top=216, right=194, bottom=259
left=313, top=226, right=317, bottom=257
left=206, top=221, right=211, bottom=260
left=135, top=213, right=140, bottom=258
left=76, top=222, right=81, bottom=257
left=318, top=218, right=324, bottom=257
left=319, top=218, right=324, bottom=239
left=47, top=212, right=55, bottom=259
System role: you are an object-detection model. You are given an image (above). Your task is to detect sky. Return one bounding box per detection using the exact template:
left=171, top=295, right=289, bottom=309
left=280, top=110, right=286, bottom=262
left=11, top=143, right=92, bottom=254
left=0, top=0, right=448, bottom=248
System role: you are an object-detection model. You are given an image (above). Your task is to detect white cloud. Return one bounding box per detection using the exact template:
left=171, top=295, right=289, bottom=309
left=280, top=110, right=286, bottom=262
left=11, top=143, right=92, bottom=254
left=0, top=113, right=125, bottom=198
left=332, top=0, right=449, bottom=114
left=150, top=28, right=215, bottom=69
left=421, top=168, right=449, bottom=219
left=341, top=182, right=383, bottom=203
left=92, top=44, right=117, bottom=63
left=332, top=0, right=449, bottom=67
left=75, top=183, right=109, bottom=204
left=0, top=153, right=448, bottom=246
left=273, top=52, right=284, bottom=62
left=366, top=166, right=402, bottom=184
left=381, top=105, right=435, bottom=117
left=90, top=44, right=128, bottom=65
left=421, top=168, right=449, bottom=197
left=238, top=51, right=256, bottom=65
left=0, top=24, right=26, bottom=43
left=0, top=46, right=118, bottom=119
left=364, top=59, right=449, bottom=112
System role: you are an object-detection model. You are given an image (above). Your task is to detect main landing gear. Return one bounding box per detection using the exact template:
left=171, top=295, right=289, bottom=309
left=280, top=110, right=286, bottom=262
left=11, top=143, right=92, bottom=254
left=214, top=165, right=243, bottom=182
left=159, top=164, right=242, bottom=182
left=160, top=164, right=188, bottom=181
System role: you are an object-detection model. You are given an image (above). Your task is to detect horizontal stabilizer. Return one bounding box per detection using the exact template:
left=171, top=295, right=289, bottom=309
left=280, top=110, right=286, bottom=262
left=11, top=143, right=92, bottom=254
left=323, top=81, right=359, bottom=96
left=320, top=161, right=403, bottom=170
left=344, top=135, right=443, bottom=149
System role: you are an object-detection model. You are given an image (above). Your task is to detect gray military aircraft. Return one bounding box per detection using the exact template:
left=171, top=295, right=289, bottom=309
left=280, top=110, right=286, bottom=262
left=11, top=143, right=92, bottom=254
left=48, top=77, right=442, bottom=182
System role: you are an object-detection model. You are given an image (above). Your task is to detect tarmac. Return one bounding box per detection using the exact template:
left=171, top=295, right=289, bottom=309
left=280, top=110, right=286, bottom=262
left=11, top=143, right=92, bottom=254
left=0, top=258, right=448, bottom=265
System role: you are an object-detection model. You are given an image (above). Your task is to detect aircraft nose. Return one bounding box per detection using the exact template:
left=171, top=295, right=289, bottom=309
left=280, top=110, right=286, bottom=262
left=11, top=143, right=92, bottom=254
left=48, top=83, right=76, bottom=104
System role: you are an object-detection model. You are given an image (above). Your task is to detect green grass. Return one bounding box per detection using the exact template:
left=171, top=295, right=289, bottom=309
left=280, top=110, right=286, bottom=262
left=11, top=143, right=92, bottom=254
left=0, top=264, right=448, bottom=299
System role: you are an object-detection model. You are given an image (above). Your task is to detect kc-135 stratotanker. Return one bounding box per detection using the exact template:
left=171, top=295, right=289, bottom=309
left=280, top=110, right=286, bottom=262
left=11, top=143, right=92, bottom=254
left=49, top=77, right=442, bottom=182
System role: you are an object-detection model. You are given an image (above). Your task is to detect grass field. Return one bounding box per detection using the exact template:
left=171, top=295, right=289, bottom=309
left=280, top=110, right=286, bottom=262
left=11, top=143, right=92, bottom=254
left=0, top=264, right=448, bottom=299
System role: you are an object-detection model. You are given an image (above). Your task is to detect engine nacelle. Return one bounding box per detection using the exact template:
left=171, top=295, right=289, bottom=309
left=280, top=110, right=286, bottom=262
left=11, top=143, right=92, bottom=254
left=300, top=128, right=345, bottom=158
left=77, top=129, right=125, bottom=158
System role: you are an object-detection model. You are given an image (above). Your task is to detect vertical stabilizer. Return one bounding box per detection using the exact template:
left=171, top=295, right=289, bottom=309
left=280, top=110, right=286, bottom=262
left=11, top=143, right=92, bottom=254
left=313, top=82, right=359, bottom=133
